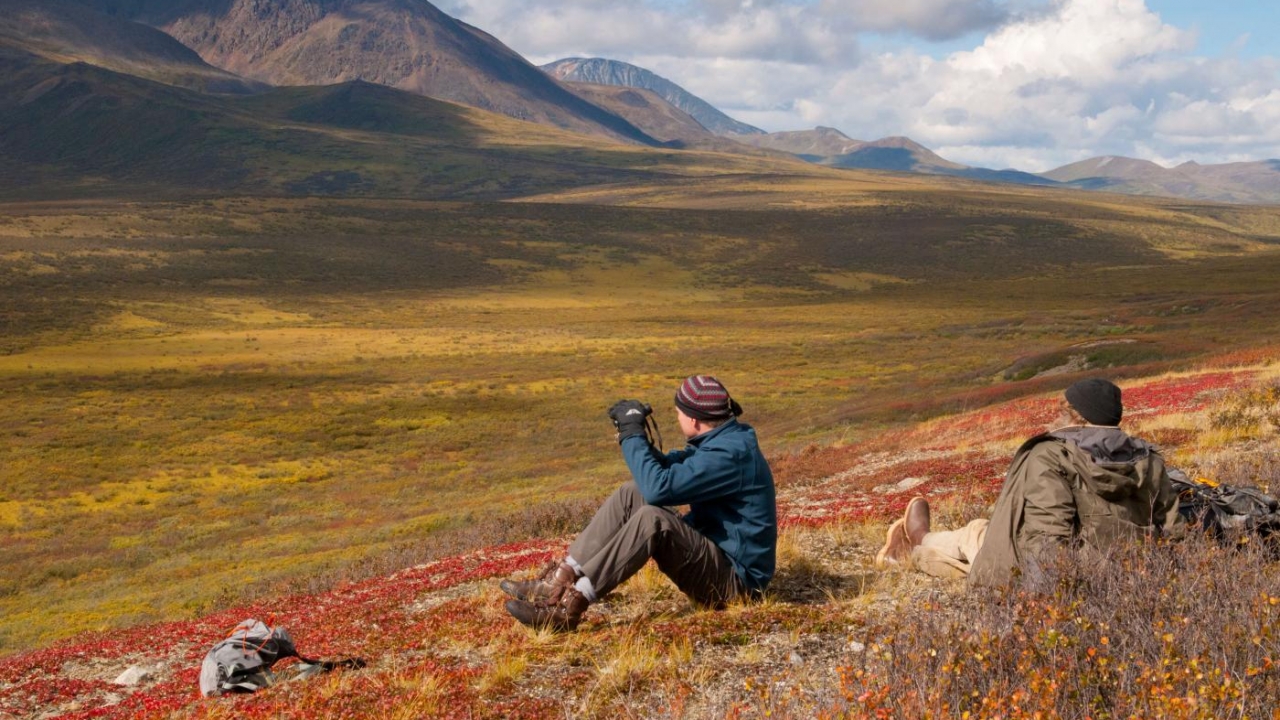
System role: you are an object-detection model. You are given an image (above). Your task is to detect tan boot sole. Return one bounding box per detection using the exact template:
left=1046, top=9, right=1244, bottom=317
left=874, top=519, right=910, bottom=568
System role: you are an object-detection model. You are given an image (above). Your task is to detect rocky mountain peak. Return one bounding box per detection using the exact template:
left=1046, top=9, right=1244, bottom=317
left=542, top=56, right=763, bottom=137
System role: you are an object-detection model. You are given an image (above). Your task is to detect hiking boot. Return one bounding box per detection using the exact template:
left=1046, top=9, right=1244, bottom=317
left=874, top=519, right=911, bottom=568
left=499, top=561, right=577, bottom=603
left=904, top=497, right=931, bottom=547
left=505, top=587, right=590, bottom=632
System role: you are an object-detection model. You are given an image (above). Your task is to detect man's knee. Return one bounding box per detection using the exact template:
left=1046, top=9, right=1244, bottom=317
left=603, top=481, right=644, bottom=507
left=912, top=546, right=971, bottom=580
left=633, top=504, right=679, bottom=531
left=617, top=481, right=644, bottom=501
left=595, top=481, right=645, bottom=516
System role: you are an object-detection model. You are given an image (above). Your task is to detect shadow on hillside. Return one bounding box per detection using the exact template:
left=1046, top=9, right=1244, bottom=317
left=768, top=567, right=880, bottom=605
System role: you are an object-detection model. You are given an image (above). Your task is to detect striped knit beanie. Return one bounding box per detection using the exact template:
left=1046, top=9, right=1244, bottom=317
left=675, top=375, right=742, bottom=421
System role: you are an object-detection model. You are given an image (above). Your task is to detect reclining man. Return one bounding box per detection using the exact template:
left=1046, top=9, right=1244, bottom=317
left=501, top=375, right=777, bottom=631
left=877, top=378, right=1183, bottom=587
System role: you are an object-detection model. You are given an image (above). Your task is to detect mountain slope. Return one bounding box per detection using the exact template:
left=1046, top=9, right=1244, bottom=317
left=560, top=82, right=791, bottom=157
left=561, top=83, right=716, bottom=145
left=734, top=126, right=865, bottom=160
left=824, top=136, right=966, bottom=172
left=0, top=48, right=264, bottom=191
left=542, top=57, right=764, bottom=137
left=70, top=0, right=658, bottom=145
left=1042, top=155, right=1168, bottom=183
left=0, top=0, right=262, bottom=93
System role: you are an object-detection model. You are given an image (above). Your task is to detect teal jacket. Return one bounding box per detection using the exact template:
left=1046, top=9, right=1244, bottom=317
left=621, top=419, right=777, bottom=591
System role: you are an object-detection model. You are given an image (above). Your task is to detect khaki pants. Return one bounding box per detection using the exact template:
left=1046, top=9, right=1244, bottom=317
left=568, top=483, right=747, bottom=607
left=911, top=519, right=990, bottom=579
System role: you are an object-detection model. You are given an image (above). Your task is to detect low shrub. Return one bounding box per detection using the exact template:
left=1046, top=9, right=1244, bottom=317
left=825, top=533, right=1280, bottom=719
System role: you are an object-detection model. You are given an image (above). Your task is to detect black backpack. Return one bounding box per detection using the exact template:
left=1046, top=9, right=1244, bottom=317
left=1169, top=469, right=1280, bottom=544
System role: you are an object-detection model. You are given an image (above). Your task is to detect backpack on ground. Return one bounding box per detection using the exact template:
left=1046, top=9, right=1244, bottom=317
left=199, top=618, right=365, bottom=697
left=1169, top=469, right=1280, bottom=545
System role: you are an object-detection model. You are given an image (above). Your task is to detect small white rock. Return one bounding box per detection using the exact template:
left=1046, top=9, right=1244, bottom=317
left=848, top=641, right=866, bottom=653
left=113, top=665, right=152, bottom=686
left=872, top=476, right=927, bottom=494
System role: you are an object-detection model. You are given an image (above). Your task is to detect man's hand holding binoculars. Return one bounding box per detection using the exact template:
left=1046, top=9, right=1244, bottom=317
left=607, top=400, right=652, bottom=444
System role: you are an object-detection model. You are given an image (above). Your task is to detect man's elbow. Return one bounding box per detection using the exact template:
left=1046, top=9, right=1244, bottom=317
left=636, top=481, right=674, bottom=506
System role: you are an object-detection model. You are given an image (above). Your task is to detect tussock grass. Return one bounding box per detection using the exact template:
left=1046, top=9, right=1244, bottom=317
left=585, top=631, right=693, bottom=705
left=475, top=652, right=527, bottom=694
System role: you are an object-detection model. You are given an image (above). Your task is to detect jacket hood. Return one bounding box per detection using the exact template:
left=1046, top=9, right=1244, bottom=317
left=1050, top=426, right=1152, bottom=464
left=1050, top=426, right=1158, bottom=501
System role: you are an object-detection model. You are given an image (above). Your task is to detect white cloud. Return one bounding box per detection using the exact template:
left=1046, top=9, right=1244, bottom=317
left=949, top=0, right=1190, bottom=79
left=442, top=0, right=859, bottom=64
left=442, top=0, right=1013, bottom=64
left=441, top=0, right=1280, bottom=170
left=819, top=0, right=1008, bottom=40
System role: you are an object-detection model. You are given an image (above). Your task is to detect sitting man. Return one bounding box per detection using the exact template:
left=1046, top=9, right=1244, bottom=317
left=877, top=378, right=1182, bottom=587
left=501, top=375, right=777, bottom=631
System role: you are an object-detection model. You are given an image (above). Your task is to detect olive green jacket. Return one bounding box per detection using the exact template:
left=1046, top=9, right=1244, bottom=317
left=968, top=426, right=1182, bottom=588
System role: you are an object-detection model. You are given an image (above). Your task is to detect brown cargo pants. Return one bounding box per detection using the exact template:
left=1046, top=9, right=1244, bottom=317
left=569, top=482, right=748, bottom=607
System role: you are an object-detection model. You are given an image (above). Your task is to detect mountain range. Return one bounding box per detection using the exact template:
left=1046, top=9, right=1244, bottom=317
left=1043, top=155, right=1280, bottom=205
left=535, top=56, right=1280, bottom=203
left=538, top=58, right=1280, bottom=203
left=654, top=121, right=1055, bottom=186
left=2, top=0, right=1279, bottom=204
left=0, top=34, right=779, bottom=198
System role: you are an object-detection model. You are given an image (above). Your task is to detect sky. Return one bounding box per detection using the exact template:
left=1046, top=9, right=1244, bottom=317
left=436, top=0, right=1280, bottom=171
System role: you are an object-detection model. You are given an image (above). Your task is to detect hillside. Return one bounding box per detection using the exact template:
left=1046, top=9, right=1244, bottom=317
left=824, top=136, right=967, bottom=172
left=542, top=57, right=765, bottom=137
left=69, top=0, right=658, bottom=145
left=4, top=181, right=1280, bottom=660
left=1043, top=155, right=1280, bottom=204
left=0, top=0, right=263, bottom=94
left=2, top=361, right=1277, bottom=718
left=560, top=82, right=789, bottom=157
left=560, top=82, right=724, bottom=146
